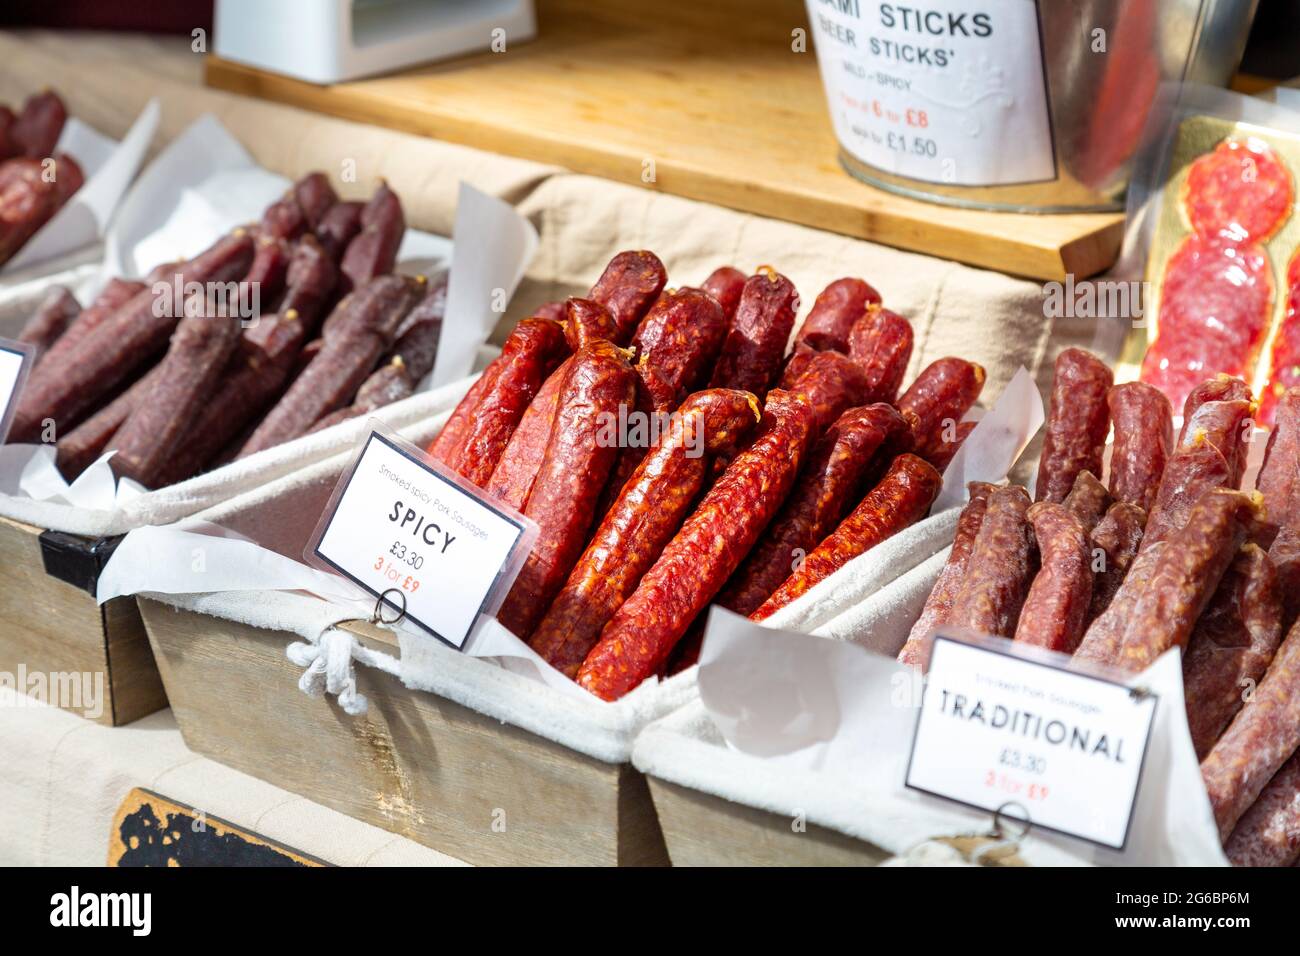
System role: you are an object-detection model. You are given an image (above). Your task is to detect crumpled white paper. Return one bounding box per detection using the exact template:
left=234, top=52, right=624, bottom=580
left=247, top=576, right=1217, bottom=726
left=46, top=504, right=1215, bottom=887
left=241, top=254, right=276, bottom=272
left=3, top=100, right=160, bottom=275
left=693, top=608, right=1227, bottom=866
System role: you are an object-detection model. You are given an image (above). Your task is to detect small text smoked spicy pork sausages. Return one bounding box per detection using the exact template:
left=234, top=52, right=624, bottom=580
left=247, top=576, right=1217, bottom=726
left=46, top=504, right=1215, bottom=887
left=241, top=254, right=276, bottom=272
left=709, top=268, right=800, bottom=399
left=1110, top=489, right=1263, bottom=672
left=576, top=390, right=817, bottom=700
left=1107, top=381, right=1173, bottom=514
left=1223, top=752, right=1300, bottom=867
left=701, top=266, right=746, bottom=322
left=898, top=482, right=998, bottom=669
left=717, top=403, right=908, bottom=617
left=752, top=453, right=942, bottom=621
left=847, top=306, right=914, bottom=405
left=896, top=357, right=985, bottom=465
left=1201, top=619, right=1300, bottom=840
left=339, top=181, right=404, bottom=293
left=16, top=286, right=78, bottom=362
left=1182, top=544, right=1282, bottom=760
left=795, top=277, right=881, bottom=353
left=1013, top=502, right=1093, bottom=654
left=1034, top=348, right=1113, bottom=504
left=589, top=250, right=667, bottom=344
left=496, top=339, right=639, bottom=640
left=528, top=389, right=760, bottom=676
left=945, top=484, right=1034, bottom=638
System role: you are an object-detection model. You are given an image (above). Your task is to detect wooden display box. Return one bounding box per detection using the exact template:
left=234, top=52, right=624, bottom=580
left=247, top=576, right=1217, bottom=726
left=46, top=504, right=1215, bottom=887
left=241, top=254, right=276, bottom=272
left=137, top=598, right=669, bottom=867
left=646, top=778, right=888, bottom=867
left=0, top=515, right=166, bottom=725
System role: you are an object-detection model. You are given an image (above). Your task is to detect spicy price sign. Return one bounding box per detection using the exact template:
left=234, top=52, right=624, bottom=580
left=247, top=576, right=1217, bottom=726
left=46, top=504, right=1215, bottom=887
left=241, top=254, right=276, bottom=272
left=905, top=635, right=1158, bottom=850
left=308, top=427, right=534, bottom=650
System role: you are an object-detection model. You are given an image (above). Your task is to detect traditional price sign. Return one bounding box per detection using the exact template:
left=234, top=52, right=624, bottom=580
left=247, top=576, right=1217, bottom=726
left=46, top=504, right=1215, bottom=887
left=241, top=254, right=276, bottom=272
left=0, top=338, right=34, bottom=445
left=307, top=426, right=536, bottom=650
left=905, top=634, right=1158, bottom=850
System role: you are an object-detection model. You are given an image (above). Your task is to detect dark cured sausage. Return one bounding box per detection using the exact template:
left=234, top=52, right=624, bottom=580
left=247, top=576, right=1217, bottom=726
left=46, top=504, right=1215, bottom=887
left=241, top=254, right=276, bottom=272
left=1224, top=752, right=1300, bottom=867
left=315, top=200, right=363, bottom=263
left=896, top=358, right=985, bottom=465
left=708, top=268, right=799, bottom=399
left=1035, top=348, right=1113, bottom=504
left=293, top=172, right=337, bottom=231
left=339, top=181, right=404, bottom=293
left=496, top=339, right=639, bottom=640
left=1110, top=489, right=1263, bottom=672
left=16, top=286, right=78, bottom=362
left=1074, top=541, right=1164, bottom=669
left=55, top=363, right=164, bottom=480
left=1013, top=502, right=1092, bottom=654
left=1062, top=470, right=1111, bottom=534
left=898, top=482, right=998, bottom=669
left=701, top=266, right=746, bottom=321
left=1182, top=544, right=1282, bottom=760
left=9, top=232, right=254, bottom=443
left=528, top=389, right=760, bottom=676
left=37, top=278, right=144, bottom=371
left=752, top=453, right=942, bottom=621
left=589, top=250, right=667, bottom=344
left=795, top=277, right=880, bottom=353
left=847, top=306, right=914, bottom=405
left=944, top=484, right=1033, bottom=638
left=576, top=389, right=817, bottom=699
left=1107, top=381, right=1173, bottom=514
left=1256, top=386, right=1300, bottom=540
left=1201, top=618, right=1300, bottom=840
left=1086, top=501, right=1146, bottom=624
left=11, top=91, right=67, bottom=160
left=717, top=403, right=909, bottom=617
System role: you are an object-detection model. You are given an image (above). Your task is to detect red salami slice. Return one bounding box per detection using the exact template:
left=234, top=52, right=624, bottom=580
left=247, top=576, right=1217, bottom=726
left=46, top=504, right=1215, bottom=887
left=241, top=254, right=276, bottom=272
left=1181, top=137, right=1294, bottom=243
left=1260, top=250, right=1300, bottom=426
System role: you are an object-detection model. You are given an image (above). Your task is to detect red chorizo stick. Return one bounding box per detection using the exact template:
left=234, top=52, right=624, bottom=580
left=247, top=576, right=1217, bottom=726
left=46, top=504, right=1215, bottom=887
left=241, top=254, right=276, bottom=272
left=1062, top=470, right=1111, bottom=534
left=1179, top=374, right=1252, bottom=443
left=591, top=250, right=667, bottom=344
left=12, top=90, right=67, bottom=159
left=8, top=232, right=254, bottom=443
left=1269, top=527, right=1300, bottom=631
left=1202, top=618, right=1300, bottom=840
left=497, top=339, right=639, bottom=640
left=1074, top=540, right=1164, bottom=669
left=1035, top=348, right=1113, bottom=503
left=927, top=419, right=977, bottom=473
left=1256, top=387, right=1300, bottom=538
left=1182, top=544, right=1282, bottom=760
left=55, top=362, right=164, bottom=480
left=1110, top=489, right=1263, bottom=672
left=898, top=482, right=998, bottom=669
left=847, top=307, right=913, bottom=405
left=1013, top=502, right=1093, bottom=654
left=1181, top=397, right=1255, bottom=489
left=944, top=484, right=1034, bottom=637
left=753, top=453, right=942, bottom=621
left=530, top=301, right=567, bottom=323
left=708, top=268, right=799, bottom=398
left=781, top=349, right=873, bottom=434
left=778, top=343, right=816, bottom=390
left=0, top=155, right=79, bottom=266
left=576, top=389, right=817, bottom=699
left=238, top=274, right=422, bottom=457
left=1086, top=501, right=1146, bottom=623
left=701, top=266, right=746, bottom=322
left=1224, top=752, right=1300, bottom=867
left=896, top=357, right=985, bottom=464
left=717, top=403, right=908, bottom=617
left=339, top=181, right=404, bottom=293
left=1107, top=381, right=1173, bottom=513
left=315, top=200, right=363, bottom=263
left=37, top=277, right=144, bottom=370
left=293, top=172, right=337, bottom=231
left=16, top=286, right=78, bottom=362
left=528, top=389, right=760, bottom=676
left=795, top=277, right=881, bottom=353
left=108, top=299, right=243, bottom=488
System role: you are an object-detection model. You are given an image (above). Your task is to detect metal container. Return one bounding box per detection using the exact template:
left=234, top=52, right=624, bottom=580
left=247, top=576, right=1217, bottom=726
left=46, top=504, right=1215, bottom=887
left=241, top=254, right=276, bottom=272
left=806, top=0, right=1259, bottom=212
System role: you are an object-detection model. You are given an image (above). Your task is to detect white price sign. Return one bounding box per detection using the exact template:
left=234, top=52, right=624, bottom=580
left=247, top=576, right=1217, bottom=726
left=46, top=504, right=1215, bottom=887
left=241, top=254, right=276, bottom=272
left=307, top=427, right=536, bottom=650
left=0, top=339, right=34, bottom=445
left=905, top=635, right=1158, bottom=850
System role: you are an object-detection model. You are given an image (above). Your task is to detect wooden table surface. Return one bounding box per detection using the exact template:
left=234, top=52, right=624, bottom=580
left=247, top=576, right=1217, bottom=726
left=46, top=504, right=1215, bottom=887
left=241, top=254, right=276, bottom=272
left=205, top=0, right=1127, bottom=281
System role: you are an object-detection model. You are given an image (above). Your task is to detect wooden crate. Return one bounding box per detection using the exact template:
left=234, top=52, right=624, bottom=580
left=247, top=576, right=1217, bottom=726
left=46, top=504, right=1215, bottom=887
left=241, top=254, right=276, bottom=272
left=137, top=598, right=669, bottom=867
left=646, top=777, right=888, bottom=866
left=0, top=515, right=166, bottom=726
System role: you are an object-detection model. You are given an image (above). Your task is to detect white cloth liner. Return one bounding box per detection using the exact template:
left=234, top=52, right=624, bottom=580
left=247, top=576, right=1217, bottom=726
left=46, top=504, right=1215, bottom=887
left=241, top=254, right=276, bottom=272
left=0, top=115, right=535, bottom=537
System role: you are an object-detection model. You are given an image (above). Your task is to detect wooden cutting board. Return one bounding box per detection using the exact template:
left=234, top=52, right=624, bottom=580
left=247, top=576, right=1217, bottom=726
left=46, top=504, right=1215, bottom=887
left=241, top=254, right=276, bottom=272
left=205, top=0, right=1125, bottom=281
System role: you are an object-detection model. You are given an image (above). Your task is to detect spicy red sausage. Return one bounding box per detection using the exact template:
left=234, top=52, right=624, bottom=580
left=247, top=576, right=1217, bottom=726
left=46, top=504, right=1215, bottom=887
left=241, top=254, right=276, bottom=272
left=781, top=349, right=873, bottom=434
left=847, top=306, right=914, bottom=405
left=1085, top=501, right=1146, bottom=625
left=701, top=266, right=746, bottom=322
left=1062, top=470, right=1111, bottom=534
left=945, top=484, right=1034, bottom=638
left=589, top=250, right=667, bottom=344
left=1107, top=381, right=1173, bottom=514
left=1035, top=348, right=1113, bottom=503
left=1013, top=502, right=1093, bottom=654
left=795, top=277, right=881, bottom=353
left=896, top=357, right=985, bottom=465
left=709, top=268, right=799, bottom=399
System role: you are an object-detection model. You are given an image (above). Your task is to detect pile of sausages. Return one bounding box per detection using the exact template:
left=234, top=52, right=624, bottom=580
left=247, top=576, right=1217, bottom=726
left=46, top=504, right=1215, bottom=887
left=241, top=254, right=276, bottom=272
left=900, top=348, right=1300, bottom=867
left=0, top=90, right=81, bottom=267
left=8, top=172, right=444, bottom=489
left=428, top=254, right=987, bottom=701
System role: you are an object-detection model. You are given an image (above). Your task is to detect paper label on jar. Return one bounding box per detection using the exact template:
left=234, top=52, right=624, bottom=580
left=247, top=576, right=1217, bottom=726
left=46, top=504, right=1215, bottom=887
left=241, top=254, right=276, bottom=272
left=808, top=0, right=1056, bottom=187
left=905, top=635, right=1157, bottom=850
